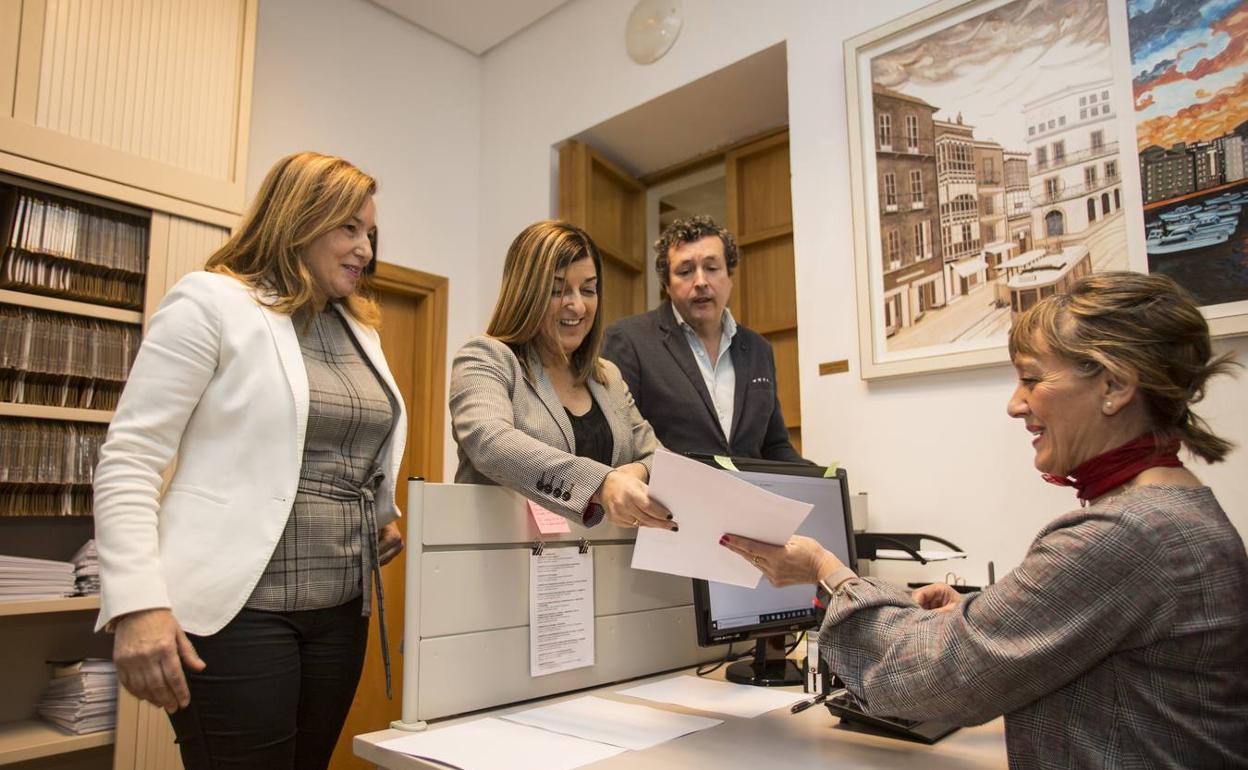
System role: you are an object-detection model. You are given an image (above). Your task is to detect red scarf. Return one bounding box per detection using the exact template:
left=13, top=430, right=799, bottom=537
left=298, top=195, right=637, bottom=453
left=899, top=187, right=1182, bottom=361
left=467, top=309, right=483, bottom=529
left=1043, top=433, right=1183, bottom=503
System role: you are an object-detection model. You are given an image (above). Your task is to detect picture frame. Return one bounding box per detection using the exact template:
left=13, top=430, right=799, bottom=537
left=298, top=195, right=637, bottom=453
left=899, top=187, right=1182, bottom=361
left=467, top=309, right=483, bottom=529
left=845, top=0, right=1248, bottom=380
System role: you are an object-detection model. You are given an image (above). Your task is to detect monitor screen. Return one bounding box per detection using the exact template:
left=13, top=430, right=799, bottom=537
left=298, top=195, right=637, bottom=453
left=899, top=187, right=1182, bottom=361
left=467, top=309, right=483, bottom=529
left=693, top=465, right=855, bottom=647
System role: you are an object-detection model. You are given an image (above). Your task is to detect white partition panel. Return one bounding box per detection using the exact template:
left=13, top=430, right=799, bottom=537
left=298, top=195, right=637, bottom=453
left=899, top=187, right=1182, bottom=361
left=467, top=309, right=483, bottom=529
left=396, top=481, right=725, bottom=728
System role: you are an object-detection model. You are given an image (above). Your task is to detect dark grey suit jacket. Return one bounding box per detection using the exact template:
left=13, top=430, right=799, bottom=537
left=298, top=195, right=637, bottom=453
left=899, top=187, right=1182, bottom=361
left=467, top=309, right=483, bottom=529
left=603, top=302, right=803, bottom=463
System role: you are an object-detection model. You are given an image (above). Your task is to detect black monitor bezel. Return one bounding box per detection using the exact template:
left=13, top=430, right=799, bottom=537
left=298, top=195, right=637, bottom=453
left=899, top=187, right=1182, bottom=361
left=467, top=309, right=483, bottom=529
left=689, top=458, right=857, bottom=647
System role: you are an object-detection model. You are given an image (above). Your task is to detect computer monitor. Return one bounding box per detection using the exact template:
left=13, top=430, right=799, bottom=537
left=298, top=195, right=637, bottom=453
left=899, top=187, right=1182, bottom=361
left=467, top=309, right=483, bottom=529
left=691, top=457, right=856, bottom=687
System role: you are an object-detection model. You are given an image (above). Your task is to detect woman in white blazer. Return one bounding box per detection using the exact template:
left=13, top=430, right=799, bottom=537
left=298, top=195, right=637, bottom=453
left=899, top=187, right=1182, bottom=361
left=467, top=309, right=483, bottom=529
left=450, top=220, right=673, bottom=530
left=93, top=153, right=407, bottom=770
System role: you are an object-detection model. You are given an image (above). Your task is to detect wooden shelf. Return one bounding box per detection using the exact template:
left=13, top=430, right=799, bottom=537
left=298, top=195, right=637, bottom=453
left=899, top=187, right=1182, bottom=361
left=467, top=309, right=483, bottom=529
left=0, top=719, right=113, bottom=765
left=0, top=403, right=114, bottom=423
left=0, top=596, right=99, bottom=618
left=0, top=289, right=144, bottom=324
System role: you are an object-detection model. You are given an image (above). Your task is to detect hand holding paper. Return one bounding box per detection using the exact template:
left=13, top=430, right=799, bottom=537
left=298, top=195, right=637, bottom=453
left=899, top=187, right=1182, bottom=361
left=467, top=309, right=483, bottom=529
left=630, top=450, right=812, bottom=588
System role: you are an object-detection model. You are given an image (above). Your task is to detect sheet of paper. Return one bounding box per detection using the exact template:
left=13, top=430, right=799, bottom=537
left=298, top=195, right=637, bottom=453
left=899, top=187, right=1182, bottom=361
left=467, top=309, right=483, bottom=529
left=530, top=548, right=594, bottom=677
left=632, top=449, right=814, bottom=587
left=500, top=695, right=722, bottom=750
left=527, top=500, right=571, bottom=535
left=618, top=675, right=808, bottom=719
left=377, top=717, right=625, bottom=770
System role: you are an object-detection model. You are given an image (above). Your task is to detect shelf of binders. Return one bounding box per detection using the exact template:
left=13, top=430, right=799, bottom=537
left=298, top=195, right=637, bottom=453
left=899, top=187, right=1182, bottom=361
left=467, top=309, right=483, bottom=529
left=0, top=718, right=114, bottom=765
left=0, top=595, right=100, bottom=618
left=0, top=289, right=143, bottom=325
left=0, top=180, right=149, bottom=312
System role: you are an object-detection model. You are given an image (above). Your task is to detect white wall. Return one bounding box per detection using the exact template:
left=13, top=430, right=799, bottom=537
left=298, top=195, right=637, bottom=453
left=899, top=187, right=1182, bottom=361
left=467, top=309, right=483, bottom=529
left=480, top=0, right=1248, bottom=584
left=247, top=0, right=483, bottom=468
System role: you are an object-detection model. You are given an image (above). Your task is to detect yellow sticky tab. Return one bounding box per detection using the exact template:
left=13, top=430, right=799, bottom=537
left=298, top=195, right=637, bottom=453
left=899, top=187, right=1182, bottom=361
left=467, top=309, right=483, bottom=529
left=823, top=462, right=839, bottom=478
left=713, top=455, right=738, bottom=471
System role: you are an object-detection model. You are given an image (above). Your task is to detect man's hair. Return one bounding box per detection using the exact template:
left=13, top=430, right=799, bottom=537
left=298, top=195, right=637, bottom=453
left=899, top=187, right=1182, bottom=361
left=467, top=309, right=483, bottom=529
left=653, top=215, right=739, bottom=287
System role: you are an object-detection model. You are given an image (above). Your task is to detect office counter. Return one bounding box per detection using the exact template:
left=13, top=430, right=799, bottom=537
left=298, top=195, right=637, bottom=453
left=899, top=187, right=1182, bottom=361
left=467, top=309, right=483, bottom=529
left=355, top=667, right=1008, bottom=770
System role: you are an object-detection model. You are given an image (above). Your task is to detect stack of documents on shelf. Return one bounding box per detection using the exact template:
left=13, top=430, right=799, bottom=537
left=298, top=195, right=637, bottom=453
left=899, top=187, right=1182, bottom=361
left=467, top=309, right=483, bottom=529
left=37, top=658, right=118, bottom=735
left=0, top=554, right=75, bottom=601
left=72, top=540, right=100, bottom=596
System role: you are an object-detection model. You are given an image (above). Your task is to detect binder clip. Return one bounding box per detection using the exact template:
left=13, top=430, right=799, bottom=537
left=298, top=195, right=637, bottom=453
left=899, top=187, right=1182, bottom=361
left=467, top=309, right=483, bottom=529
left=531, top=541, right=545, bottom=556
left=578, top=539, right=591, bottom=554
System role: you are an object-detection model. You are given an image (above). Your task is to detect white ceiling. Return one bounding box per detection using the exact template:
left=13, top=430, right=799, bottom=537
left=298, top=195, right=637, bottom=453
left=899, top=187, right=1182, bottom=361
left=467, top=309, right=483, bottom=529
left=574, top=43, right=789, bottom=178
left=368, top=0, right=575, bottom=55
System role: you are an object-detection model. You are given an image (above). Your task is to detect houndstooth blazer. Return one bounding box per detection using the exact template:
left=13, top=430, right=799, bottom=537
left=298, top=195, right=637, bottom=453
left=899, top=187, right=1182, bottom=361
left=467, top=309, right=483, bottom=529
left=450, top=335, right=659, bottom=525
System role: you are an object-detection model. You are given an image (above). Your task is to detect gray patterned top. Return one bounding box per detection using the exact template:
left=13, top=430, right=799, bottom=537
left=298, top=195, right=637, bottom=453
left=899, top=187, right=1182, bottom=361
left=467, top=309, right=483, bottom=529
left=819, top=484, right=1248, bottom=769
left=247, top=309, right=396, bottom=612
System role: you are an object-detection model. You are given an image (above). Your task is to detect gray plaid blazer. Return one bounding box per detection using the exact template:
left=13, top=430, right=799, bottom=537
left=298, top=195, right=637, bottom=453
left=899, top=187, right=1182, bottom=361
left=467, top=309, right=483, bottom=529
left=450, top=335, right=659, bottom=525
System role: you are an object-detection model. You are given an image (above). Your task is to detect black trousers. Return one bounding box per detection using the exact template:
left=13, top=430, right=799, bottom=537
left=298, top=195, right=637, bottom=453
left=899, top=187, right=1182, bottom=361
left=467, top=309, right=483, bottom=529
left=168, top=597, right=369, bottom=770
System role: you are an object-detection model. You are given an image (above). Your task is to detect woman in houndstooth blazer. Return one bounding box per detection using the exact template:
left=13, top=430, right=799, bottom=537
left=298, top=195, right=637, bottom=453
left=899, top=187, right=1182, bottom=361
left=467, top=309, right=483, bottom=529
left=450, top=221, right=676, bottom=531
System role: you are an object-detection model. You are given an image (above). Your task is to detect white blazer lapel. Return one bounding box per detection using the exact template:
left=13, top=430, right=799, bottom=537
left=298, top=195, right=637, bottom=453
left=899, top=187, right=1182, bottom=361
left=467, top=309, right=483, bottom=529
left=257, top=302, right=309, bottom=455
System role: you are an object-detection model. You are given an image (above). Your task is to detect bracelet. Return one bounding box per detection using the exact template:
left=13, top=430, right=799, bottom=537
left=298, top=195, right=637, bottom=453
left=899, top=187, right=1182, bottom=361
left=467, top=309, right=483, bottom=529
left=818, top=566, right=859, bottom=597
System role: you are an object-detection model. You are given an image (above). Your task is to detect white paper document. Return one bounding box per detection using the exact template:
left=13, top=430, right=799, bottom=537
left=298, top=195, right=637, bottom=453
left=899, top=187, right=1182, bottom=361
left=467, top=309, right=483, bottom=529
left=632, top=449, right=813, bottom=588
left=530, top=548, right=594, bottom=677
left=618, top=675, right=808, bottom=719
left=377, top=717, right=625, bottom=770
left=501, top=695, right=722, bottom=750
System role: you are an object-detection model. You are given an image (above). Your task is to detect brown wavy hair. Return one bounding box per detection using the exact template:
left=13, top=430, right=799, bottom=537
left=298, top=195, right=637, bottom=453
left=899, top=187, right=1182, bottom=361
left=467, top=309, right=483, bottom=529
left=205, top=152, right=380, bottom=327
left=486, top=221, right=606, bottom=385
left=1009, top=271, right=1238, bottom=463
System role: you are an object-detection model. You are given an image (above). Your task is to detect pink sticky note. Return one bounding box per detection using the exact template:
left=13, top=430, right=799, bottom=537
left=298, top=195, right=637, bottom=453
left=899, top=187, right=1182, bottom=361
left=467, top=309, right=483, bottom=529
left=527, top=500, right=572, bottom=535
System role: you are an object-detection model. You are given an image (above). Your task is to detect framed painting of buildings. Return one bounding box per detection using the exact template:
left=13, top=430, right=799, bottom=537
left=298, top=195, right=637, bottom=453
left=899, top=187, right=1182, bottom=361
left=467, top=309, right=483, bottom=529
left=1127, top=0, right=1248, bottom=339
left=846, top=0, right=1135, bottom=378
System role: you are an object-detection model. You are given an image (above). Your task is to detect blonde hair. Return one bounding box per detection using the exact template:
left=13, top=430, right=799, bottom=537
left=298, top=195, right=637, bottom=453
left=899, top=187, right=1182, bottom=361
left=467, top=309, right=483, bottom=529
left=486, top=221, right=605, bottom=385
left=205, top=152, right=380, bottom=327
left=1009, top=271, right=1238, bottom=463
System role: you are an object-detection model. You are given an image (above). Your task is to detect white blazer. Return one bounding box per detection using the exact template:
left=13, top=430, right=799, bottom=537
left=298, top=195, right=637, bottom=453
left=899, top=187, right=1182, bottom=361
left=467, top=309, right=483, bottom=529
left=93, top=271, right=407, bottom=635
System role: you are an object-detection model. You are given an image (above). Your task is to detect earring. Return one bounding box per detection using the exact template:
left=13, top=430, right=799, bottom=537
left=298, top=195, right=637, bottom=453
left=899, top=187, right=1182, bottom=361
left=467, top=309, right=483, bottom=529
left=1104, top=400, right=1113, bottom=411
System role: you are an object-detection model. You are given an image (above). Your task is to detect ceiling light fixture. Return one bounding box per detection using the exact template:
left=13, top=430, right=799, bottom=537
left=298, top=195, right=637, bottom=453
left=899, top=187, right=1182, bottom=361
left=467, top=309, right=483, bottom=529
left=625, top=0, right=683, bottom=65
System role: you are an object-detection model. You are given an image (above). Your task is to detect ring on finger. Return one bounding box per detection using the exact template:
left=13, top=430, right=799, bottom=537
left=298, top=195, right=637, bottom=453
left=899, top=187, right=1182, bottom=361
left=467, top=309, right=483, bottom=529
left=753, top=555, right=761, bottom=566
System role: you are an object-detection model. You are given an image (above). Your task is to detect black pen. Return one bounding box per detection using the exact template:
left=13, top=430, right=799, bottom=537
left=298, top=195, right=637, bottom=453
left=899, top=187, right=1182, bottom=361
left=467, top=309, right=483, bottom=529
left=790, top=693, right=828, bottom=714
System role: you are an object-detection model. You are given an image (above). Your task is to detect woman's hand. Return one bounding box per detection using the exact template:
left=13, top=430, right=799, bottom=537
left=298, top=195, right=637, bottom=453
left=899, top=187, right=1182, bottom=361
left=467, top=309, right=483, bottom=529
left=721, top=534, right=842, bottom=587
left=912, top=582, right=963, bottom=613
left=599, top=469, right=675, bottom=530
left=378, top=521, right=403, bottom=565
left=113, top=608, right=206, bottom=713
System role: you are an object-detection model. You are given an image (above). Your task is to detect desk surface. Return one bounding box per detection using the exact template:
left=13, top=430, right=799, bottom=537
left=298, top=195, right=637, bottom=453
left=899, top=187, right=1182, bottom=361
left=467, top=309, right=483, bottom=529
left=355, top=669, right=1008, bottom=770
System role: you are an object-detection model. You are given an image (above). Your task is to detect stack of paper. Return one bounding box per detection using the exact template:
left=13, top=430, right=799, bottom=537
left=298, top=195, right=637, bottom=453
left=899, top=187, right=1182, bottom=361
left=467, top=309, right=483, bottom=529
left=0, top=554, right=75, bottom=601
left=71, top=540, right=100, bottom=596
left=37, top=658, right=118, bottom=735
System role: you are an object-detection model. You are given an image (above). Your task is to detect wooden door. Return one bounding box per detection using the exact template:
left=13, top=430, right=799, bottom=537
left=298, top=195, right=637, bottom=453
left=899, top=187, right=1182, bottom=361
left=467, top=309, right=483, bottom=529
left=558, top=140, right=647, bottom=326
left=330, top=262, right=447, bottom=770
left=725, top=131, right=802, bottom=452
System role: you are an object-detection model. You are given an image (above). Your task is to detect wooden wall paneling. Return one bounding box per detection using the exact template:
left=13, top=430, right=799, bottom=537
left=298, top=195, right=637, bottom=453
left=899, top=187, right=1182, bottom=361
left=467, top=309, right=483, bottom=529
left=739, top=235, right=796, bottom=335
left=767, top=329, right=801, bottom=428
left=0, top=0, right=19, bottom=111
left=143, top=212, right=230, bottom=326
left=726, top=130, right=802, bottom=443
left=2, top=0, right=258, bottom=214
left=558, top=140, right=646, bottom=327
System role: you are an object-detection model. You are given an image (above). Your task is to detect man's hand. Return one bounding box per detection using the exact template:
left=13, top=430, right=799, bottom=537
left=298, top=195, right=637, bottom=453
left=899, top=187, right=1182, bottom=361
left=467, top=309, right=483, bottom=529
left=113, top=608, right=206, bottom=713
left=599, top=470, right=675, bottom=530
left=378, top=521, right=404, bottom=566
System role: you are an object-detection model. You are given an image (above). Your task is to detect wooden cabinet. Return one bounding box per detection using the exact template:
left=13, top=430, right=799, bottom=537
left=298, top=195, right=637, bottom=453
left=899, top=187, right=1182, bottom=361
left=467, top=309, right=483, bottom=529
left=0, top=0, right=257, bottom=216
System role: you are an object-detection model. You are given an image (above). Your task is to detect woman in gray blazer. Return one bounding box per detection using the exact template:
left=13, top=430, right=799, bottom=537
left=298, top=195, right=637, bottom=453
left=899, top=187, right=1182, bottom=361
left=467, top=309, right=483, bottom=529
left=450, top=221, right=674, bottom=530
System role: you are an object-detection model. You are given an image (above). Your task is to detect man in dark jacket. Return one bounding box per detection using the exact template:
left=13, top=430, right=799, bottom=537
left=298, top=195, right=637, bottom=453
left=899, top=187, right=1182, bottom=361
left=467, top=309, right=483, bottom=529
left=603, top=216, right=803, bottom=462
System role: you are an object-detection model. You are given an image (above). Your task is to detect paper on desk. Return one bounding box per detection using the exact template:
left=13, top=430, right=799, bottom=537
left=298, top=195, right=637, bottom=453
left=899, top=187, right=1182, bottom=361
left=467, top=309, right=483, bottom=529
left=632, top=449, right=813, bottom=588
left=501, top=695, right=721, bottom=750
left=376, top=717, right=624, bottom=770
left=618, top=675, right=808, bottom=719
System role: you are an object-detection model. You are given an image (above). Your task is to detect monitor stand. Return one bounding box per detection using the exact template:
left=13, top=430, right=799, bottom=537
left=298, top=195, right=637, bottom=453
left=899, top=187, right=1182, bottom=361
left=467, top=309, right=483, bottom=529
left=725, top=636, right=804, bottom=687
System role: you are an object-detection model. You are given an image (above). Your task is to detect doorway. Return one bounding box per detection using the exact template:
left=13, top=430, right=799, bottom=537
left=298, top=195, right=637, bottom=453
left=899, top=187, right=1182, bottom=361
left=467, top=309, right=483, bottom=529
left=554, top=43, right=803, bottom=451
left=330, top=261, right=447, bottom=770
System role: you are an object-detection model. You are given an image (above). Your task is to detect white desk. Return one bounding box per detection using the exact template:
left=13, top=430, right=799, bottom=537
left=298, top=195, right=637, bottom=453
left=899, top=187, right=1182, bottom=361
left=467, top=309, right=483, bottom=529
left=355, top=668, right=1008, bottom=770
